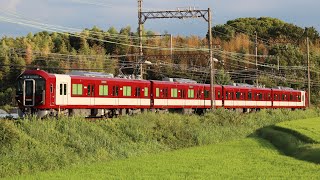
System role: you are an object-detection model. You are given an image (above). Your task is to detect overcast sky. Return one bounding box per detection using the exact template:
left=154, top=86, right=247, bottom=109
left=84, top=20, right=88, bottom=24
left=0, top=0, right=319, bottom=37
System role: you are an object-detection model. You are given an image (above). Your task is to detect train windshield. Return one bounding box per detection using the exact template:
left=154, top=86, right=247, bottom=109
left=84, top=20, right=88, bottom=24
left=17, top=74, right=46, bottom=95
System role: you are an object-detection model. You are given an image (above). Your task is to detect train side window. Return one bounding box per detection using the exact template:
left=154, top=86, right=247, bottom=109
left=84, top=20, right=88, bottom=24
left=113, top=86, right=119, bottom=96
left=282, top=94, right=285, bottom=100
left=60, top=84, right=63, bottom=95
left=188, top=89, right=194, bottom=98
left=218, top=91, right=221, bottom=99
left=204, top=90, right=209, bottom=98
left=123, top=86, right=132, bottom=96
left=248, top=92, right=252, bottom=100
left=156, top=88, right=160, bottom=97
left=225, top=91, right=229, bottom=100
left=72, top=84, right=83, bottom=95
left=144, top=87, right=149, bottom=97
left=99, top=85, right=108, bottom=96
left=63, top=84, right=67, bottom=95
left=88, top=85, right=91, bottom=96
left=290, top=94, right=293, bottom=101
left=267, top=93, right=271, bottom=100
left=171, top=88, right=177, bottom=98
left=298, top=95, right=301, bottom=101
left=136, top=87, right=141, bottom=97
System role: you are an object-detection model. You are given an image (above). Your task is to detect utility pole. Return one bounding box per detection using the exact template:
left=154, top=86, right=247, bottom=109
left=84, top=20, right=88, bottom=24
left=307, top=37, right=311, bottom=106
left=208, top=8, right=215, bottom=110
left=255, top=31, right=258, bottom=87
left=138, top=0, right=143, bottom=79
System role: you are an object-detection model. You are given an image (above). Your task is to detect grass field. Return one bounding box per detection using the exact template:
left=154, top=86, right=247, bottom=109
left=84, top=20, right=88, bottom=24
left=1, top=109, right=320, bottom=179
left=12, top=138, right=320, bottom=179
left=276, top=117, right=320, bottom=143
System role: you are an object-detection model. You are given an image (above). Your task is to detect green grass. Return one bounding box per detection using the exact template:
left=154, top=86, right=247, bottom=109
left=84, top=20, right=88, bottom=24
left=11, top=138, right=320, bottom=179
left=1, top=108, right=320, bottom=178
left=257, top=117, right=320, bottom=164
left=276, top=117, right=320, bottom=143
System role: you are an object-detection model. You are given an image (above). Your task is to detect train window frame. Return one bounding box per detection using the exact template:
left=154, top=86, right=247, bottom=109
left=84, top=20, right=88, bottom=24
left=99, top=85, right=108, bottom=96
left=72, top=84, right=83, bottom=95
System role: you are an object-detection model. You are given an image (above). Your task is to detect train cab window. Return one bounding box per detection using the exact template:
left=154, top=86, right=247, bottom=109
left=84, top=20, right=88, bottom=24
left=72, top=84, right=83, bottom=95
left=136, top=87, right=141, bottom=97
left=248, top=92, right=252, bottom=100
left=123, top=86, right=132, bottom=96
left=99, top=85, right=108, bottom=96
left=204, top=90, right=209, bottom=98
left=113, top=86, right=119, bottom=96
left=156, top=88, right=160, bottom=97
left=144, top=87, right=149, bottom=97
left=218, top=91, right=221, bottom=99
left=163, top=88, right=168, bottom=98
left=188, top=89, right=194, bottom=98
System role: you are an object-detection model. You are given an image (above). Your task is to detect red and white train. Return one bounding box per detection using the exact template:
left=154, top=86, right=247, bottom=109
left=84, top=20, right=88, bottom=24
left=15, top=70, right=309, bottom=118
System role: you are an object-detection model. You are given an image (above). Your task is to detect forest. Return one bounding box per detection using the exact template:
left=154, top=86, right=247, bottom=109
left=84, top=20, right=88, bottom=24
left=1, top=17, right=320, bottom=106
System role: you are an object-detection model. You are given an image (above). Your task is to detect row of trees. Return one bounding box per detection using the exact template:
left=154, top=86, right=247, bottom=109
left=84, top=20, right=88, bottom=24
left=1, top=17, right=320, bottom=105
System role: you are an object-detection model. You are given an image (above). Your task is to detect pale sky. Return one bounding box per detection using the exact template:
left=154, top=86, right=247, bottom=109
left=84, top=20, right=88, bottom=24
left=0, top=0, right=319, bottom=37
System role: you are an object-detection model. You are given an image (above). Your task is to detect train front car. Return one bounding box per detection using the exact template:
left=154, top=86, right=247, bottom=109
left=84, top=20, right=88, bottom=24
left=16, top=70, right=52, bottom=118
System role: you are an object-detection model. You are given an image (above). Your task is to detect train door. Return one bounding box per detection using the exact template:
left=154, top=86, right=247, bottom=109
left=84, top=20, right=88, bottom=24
left=23, top=79, right=35, bottom=106
left=58, top=83, right=68, bottom=105
left=113, top=85, right=119, bottom=106
left=88, top=84, right=95, bottom=106
left=50, top=83, right=55, bottom=106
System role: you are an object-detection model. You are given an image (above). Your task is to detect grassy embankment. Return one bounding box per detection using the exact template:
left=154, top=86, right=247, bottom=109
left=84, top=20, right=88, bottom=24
left=257, top=117, right=320, bottom=164
left=1, top=109, right=319, bottom=178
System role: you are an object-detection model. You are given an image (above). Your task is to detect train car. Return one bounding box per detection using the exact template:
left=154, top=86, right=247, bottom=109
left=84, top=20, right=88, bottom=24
left=272, top=88, right=307, bottom=109
left=151, top=80, right=223, bottom=112
left=16, top=70, right=151, bottom=118
left=223, top=85, right=273, bottom=111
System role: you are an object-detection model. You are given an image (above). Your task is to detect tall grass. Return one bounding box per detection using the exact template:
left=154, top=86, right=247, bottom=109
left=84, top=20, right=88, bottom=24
left=0, top=108, right=319, bottom=178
